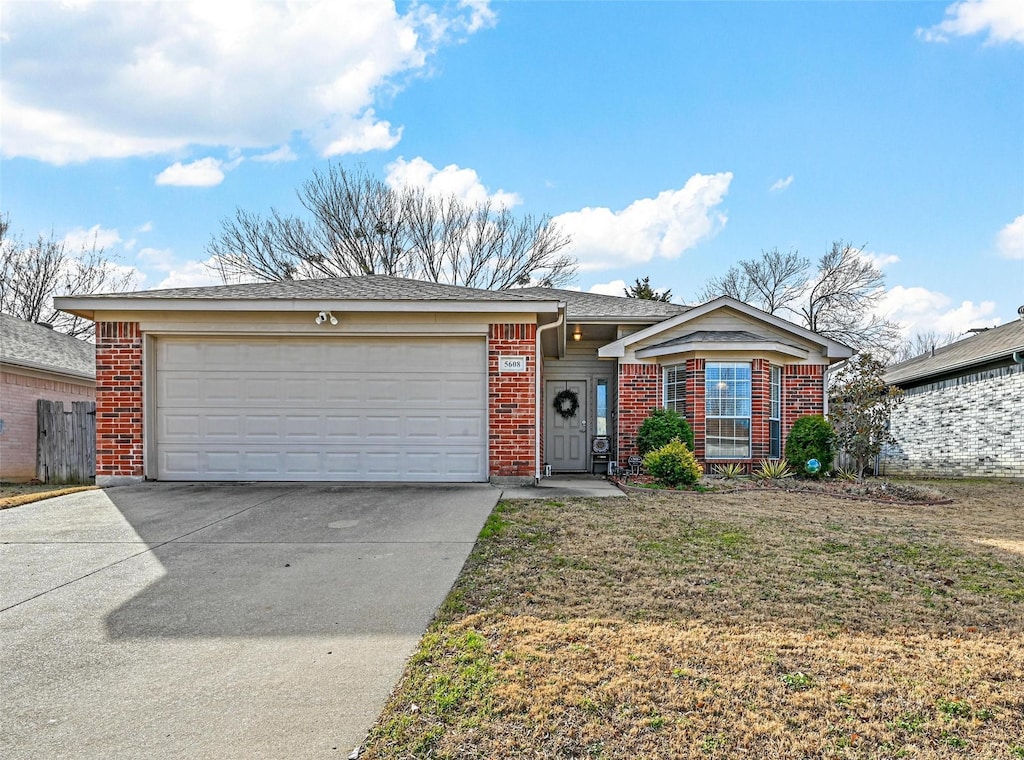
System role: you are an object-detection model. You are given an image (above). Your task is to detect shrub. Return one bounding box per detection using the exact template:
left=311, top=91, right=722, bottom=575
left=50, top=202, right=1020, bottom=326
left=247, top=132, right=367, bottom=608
left=636, top=408, right=694, bottom=455
left=785, top=414, right=836, bottom=477
left=712, top=462, right=746, bottom=479
left=643, top=439, right=703, bottom=488
left=754, top=458, right=794, bottom=480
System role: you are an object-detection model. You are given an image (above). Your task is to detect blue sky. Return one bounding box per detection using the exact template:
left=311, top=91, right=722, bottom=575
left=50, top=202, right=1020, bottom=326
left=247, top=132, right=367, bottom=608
left=2, top=0, right=1022, bottom=337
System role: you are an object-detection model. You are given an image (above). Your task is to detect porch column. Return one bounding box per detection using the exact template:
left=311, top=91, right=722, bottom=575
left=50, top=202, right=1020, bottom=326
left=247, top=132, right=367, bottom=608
left=488, top=323, right=537, bottom=484
left=95, top=321, right=144, bottom=485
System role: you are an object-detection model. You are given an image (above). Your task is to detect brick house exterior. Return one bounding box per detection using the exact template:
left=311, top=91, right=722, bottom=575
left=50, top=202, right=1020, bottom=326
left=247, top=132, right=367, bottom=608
left=880, top=319, right=1024, bottom=479
left=55, top=277, right=851, bottom=485
left=0, top=314, right=96, bottom=482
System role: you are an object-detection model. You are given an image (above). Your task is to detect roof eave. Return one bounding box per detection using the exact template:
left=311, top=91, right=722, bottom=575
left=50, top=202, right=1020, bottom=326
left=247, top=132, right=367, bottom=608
left=54, top=296, right=561, bottom=318
left=886, top=349, right=1021, bottom=386
left=0, top=358, right=95, bottom=382
left=635, top=341, right=810, bottom=360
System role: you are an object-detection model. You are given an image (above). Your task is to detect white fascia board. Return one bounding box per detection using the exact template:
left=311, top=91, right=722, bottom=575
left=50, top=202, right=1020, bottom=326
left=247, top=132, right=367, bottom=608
left=53, top=297, right=561, bottom=320
left=635, top=341, right=810, bottom=360
left=597, top=296, right=854, bottom=360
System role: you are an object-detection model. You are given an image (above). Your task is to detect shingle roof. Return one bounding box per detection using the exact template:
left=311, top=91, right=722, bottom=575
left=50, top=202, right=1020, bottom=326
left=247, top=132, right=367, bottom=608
left=0, top=313, right=95, bottom=380
left=885, top=319, right=1024, bottom=386
left=647, top=329, right=804, bottom=350
left=85, top=275, right=556, bottom=302
left=514, top=286, right=690, bottom=320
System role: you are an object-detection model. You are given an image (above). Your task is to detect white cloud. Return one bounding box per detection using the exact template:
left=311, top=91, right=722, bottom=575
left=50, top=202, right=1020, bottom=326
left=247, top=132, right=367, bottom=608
left=62, top=224, right=122, bottom=250
left=1, top=1, right=492, bottom=164
left=554, top=172, right=733, bottom=272
left=880, top=285, right=1000, bottom=337
left=917, top=0, right=1024, bottom=44
left=385, top=156, right=521, bottom=207
left=136, top=221, right=153, bottom=233
left=155, top=157, right=226, bottom=187
left=251, top=145, right=298, bottom=163
left=858, top=250, right=901, bottom=269
left=587, top=280, right=628, bottom=297
left=996, top=214, right=1024, bottom=259
left=154, top=259, right=226, bottom=290
left=769, top=175, right=794, bottom=193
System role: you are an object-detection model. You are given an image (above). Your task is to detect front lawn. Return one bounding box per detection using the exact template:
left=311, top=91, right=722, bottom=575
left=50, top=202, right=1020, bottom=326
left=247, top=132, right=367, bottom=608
left=363, top=480, right=1024, bottom=759
left=0, top=482, right=97, bottom=509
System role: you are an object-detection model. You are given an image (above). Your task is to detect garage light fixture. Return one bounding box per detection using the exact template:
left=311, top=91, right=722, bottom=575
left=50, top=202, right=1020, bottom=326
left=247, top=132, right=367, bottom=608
left=315, top=310, right=338, bottom=326
left=572, top=325, right=583, bottom=342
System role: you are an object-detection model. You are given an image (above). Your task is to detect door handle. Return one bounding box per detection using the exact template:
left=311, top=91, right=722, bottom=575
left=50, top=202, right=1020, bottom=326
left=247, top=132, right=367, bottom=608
left=580, top=420, right=587, bottom=430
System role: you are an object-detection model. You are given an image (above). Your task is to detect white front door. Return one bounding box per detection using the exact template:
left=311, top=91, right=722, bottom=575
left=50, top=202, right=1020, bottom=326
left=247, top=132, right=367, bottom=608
left=546, top=379, right=587, bottom=472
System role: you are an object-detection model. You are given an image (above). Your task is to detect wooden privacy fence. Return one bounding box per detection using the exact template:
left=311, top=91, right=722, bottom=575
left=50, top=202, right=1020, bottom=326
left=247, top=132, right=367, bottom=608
left=37, top=400, right=96, bottom=484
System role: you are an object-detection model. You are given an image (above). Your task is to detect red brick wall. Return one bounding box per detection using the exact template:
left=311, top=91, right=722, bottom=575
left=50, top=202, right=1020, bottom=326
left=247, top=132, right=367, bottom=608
left=0, top=370, right=95, bottom=481
left=618, top=358, right=827, bottom=472
left=751, top=358, right=772, bottom=461
left=488, top=323, right=536, bottom=479
left=616, top=363, right=661, bottom=461
left=96, top=322, right=144, bottom=481
left=782, top=364, right=826, bottom=445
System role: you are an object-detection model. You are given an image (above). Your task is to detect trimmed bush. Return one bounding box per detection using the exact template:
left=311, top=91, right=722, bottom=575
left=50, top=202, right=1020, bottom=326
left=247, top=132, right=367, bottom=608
left=636, top=408, right=694, bottom=455
left=643, top=439, right=703, bottom=488
left=785, top=414, right=836, bottom=477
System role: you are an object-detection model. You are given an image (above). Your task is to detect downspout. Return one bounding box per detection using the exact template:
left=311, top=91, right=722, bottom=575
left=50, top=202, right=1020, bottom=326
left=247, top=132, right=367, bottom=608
left=535, top=309, right=565, bottom=483
left=1014, top=351, right=1024, bottom=367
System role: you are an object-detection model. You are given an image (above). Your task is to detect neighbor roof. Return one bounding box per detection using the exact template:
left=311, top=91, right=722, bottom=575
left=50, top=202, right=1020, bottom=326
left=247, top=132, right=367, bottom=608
left=0, top=313, right=95, bottom=381
left=885, top=319, right=1024, bottom=386
left=514, top=286, right=690, bottom=321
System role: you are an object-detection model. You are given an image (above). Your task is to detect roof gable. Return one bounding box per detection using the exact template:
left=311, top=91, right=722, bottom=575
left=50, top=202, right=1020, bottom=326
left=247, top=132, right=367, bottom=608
left=598, top=296, right=854, bottom=360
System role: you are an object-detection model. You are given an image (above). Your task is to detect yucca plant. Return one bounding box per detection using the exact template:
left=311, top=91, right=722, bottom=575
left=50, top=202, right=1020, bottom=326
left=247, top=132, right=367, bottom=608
left=713, top=462, right=746, bottom=480
left=754, top=458, right=795, bottom=480
left=833, top=467, right=859, bottom=481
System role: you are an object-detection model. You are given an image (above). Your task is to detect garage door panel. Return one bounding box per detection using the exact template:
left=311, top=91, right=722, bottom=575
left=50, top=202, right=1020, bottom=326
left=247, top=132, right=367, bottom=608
left=325, top=379, right=362, bottom=403
left=155, top=336, right=487, bottom=481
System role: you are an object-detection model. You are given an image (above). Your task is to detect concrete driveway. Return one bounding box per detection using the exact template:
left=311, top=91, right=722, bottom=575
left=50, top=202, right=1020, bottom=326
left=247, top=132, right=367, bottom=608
left=0, top=482, right=499, bottom=760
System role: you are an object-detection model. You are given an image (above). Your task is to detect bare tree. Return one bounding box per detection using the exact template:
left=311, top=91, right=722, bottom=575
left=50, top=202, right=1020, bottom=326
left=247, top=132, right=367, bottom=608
left=209, top=163, right=576, bottom=289
left=888, top=329, right=963, bottom=365
left=0, top=213, right=135, bottom=338
left=698, top=241, right=900, bottom=353
left=624, top=276, right=673, bottom=302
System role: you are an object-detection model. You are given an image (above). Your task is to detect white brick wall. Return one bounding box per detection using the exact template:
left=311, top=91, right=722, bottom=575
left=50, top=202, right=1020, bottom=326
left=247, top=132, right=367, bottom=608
left=879, top=366, right=1023, bottom=478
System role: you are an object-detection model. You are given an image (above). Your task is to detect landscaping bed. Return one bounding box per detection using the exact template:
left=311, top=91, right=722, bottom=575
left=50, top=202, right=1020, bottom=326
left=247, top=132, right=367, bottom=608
left=616, top=475, right=952, bottom=504
left=362, top=479, right=1024, bottom=759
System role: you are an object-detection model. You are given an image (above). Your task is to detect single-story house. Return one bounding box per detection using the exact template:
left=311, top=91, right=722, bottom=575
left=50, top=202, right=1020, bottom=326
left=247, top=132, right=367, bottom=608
left=880, top=315, right=1024, bottom=479
left=0, top=313, right=96, bottom=482
left=54, top=276, right=853, bottom=486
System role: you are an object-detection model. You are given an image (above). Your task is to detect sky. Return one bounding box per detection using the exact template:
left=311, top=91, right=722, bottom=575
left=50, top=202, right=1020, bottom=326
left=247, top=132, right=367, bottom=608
left=2, top=0, right=1022, bottom=341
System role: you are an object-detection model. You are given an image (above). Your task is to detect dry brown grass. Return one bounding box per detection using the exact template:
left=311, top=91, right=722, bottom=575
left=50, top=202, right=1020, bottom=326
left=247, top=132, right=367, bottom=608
left=0, top=483, right=97, bottom=509
left=364, top=479, right=1024, bottom=759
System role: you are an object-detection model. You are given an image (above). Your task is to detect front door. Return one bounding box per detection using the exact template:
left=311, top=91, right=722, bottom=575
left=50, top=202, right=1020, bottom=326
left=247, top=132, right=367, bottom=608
left=546, top=379, right=587, bottom=472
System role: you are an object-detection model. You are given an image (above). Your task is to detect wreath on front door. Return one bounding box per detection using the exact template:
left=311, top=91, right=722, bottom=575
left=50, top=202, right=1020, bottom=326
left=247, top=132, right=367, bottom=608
left=553, top=388, right=580, bottom=419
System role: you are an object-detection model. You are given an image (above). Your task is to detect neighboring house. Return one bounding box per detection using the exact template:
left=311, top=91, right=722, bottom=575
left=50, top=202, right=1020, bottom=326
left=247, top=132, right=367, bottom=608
left=0, top=313, right=96, bottom=481
left=880, top=317, right=1024, bottom=479
left=55, top=276, right=852, bottom=486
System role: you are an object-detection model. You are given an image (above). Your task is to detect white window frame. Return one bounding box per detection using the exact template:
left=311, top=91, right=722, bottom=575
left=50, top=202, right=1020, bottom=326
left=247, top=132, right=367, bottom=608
left=663, top=363, right=686, bottom=413
left=769, top=365, right=782, bottom=459
left=705, top=361, right=752, bottom=459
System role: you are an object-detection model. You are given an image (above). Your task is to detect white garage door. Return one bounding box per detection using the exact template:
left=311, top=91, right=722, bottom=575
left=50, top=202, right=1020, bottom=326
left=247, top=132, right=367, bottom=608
left=154, top=336, right=488, bottom=482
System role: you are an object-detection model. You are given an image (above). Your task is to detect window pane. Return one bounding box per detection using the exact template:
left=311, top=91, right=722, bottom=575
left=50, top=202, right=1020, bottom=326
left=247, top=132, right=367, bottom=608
left=596, top=380, right=608, bottom=436
left=705, top=362, right=752, bottom=459
left=664, top=365, right=685, bottom=413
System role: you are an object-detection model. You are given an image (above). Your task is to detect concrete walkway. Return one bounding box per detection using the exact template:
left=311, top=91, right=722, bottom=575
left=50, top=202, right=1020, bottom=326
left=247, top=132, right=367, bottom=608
left=496, top=473, right=625, bottom=499
left=0, top=483, right=498, bottom=760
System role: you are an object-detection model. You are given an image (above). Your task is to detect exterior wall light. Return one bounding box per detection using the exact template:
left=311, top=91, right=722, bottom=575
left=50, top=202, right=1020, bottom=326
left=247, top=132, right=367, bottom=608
left=315, top=311, right=339, bottom=325
left=572, top=325, right=583, bottom=342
